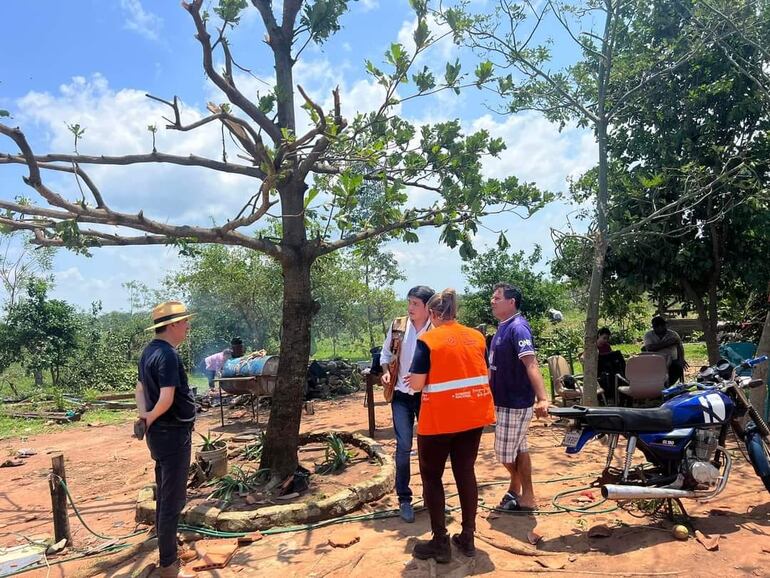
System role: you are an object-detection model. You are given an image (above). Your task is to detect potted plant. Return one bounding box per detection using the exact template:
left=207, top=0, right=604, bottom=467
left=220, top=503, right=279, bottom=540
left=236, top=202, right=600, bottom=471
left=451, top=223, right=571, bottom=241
left=195, top=431, right=228, bottom=478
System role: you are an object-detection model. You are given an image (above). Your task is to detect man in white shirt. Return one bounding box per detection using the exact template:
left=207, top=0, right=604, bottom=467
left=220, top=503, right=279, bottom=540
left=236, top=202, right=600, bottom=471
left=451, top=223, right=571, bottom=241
left=642, top=315, right=689, bottom=384
left=380, top=285, right=434, bottom=523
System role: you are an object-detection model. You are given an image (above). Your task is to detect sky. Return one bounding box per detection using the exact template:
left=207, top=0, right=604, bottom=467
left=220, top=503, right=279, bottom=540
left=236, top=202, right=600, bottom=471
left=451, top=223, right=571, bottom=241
left=0, top=0, right=596, bottom=312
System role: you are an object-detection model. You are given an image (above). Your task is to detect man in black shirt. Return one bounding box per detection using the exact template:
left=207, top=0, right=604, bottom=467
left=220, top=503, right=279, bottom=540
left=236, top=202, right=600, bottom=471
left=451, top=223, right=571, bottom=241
left=135, top=301, right=196, bottom=578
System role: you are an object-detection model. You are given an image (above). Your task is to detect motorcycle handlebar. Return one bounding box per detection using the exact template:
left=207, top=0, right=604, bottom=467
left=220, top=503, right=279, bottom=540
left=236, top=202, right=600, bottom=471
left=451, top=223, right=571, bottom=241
left=743, top=355, right=768, bottom=368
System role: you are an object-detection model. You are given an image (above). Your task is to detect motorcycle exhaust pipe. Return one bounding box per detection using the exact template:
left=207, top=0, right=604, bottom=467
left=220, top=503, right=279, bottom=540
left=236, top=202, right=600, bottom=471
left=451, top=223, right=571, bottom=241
left=601, top=484, right=698, bottom=500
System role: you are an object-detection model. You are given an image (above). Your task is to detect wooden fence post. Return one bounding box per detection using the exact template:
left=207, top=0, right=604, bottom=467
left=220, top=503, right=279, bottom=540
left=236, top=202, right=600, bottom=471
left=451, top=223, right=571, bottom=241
left=366, top=373, right=376, bottom=438
left=49, top=454, right=72, bottom=544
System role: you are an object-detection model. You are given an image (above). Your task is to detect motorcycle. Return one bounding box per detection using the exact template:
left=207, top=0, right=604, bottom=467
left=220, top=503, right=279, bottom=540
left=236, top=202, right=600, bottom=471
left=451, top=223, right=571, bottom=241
left=549, top=355, right=770, bottom=502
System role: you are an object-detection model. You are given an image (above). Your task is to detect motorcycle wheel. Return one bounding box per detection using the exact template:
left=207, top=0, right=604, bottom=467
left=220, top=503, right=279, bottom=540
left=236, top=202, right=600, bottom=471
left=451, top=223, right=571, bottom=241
left=744, top=427, right=770, bottom=494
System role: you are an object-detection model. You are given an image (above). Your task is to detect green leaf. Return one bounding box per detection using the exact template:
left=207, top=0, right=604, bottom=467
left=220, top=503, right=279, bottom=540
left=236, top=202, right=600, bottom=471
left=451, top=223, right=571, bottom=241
left=445, top=59, right=461, bottom=86
left=257, top=93, right=276, bottom=114
left=413, top=19, right=430, bottom=49
left=474, top=60, right=494, bottom=87
left=497, top=232, right=510, bottom=251
left=304, top=188, right=320, bottom=209
left=214, top=0, right=248, bottom=24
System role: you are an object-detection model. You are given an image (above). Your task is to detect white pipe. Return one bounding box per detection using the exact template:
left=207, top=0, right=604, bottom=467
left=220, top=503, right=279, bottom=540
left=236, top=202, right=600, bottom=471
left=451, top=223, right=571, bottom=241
left=601, top=484, right=698, bottom=500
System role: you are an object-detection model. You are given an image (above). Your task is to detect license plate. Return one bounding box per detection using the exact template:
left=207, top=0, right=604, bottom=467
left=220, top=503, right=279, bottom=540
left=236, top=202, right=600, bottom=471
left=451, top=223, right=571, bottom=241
left=562, top=428, right=582, bottom=448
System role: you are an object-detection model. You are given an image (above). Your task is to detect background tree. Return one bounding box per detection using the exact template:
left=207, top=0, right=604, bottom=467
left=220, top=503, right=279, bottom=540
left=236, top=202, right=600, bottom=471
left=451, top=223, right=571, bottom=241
left=0, top=230, right=54, bottom=307
left=562, top=0, right=770, bottom=363
left=0, top=280, right=79, bottom=387
left=445, top=0, right=757, bottom=402
left=0, top=0, right=550, bottom=478
left=460, top=246, right=565, bottom=335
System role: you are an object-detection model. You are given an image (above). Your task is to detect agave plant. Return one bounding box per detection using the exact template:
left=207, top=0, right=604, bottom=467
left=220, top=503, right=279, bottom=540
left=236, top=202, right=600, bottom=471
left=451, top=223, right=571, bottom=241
left=316, top=433, right=354, bottom=475
left=242, top=432, right=265, bottom=461
left=205, top=465, right=269, bottom=503
left=197, top=430, right=225, bottom=452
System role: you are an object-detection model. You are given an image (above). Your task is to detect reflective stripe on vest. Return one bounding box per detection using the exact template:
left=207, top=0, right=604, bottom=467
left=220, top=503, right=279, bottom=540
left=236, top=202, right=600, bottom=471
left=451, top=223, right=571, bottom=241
left=417, top=321, right=495, bottom=436
left=425, top=374, right=488, bottom=394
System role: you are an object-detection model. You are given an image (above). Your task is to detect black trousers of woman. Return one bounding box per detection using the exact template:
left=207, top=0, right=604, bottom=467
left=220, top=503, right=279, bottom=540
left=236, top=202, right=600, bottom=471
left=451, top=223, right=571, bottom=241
left=417, top=427, right=484, bottom=537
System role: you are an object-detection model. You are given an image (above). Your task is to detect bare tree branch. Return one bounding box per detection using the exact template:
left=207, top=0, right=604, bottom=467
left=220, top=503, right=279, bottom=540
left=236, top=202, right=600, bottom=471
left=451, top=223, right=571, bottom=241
left=183, top=0, right=282, bottom=144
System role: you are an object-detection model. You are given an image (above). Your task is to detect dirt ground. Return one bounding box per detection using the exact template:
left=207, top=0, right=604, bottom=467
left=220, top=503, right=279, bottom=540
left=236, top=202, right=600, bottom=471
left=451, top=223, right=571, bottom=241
left=3, top=392, right=770, bottom=578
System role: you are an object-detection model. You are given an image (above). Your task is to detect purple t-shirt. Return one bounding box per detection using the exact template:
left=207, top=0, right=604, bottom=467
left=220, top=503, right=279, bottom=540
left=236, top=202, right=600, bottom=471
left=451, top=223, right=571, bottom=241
left=489, top=314, right=536, bottom=409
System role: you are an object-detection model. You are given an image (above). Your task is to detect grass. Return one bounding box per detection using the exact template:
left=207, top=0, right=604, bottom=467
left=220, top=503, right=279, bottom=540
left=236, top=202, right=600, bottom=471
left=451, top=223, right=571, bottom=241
left=0, top=409, right=136, bottom=440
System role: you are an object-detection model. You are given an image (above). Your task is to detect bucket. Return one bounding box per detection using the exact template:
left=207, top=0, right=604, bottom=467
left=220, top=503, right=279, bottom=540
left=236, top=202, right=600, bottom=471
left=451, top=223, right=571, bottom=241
left=195, top=444, right=228, bottom=478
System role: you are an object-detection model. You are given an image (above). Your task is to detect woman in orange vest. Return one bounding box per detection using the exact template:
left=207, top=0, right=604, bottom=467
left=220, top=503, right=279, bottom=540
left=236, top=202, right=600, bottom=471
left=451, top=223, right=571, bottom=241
left=408, top=288, right=495, bottom=563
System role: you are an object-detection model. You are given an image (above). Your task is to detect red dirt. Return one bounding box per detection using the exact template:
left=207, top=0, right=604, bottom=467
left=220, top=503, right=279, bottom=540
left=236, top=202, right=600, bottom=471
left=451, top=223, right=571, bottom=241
left=3, top=392, right=770, bottom=577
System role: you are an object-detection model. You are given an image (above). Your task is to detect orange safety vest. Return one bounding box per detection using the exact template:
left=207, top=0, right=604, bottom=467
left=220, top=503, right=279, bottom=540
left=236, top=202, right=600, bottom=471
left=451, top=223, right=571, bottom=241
left=417, top=321, right=495, bottom=436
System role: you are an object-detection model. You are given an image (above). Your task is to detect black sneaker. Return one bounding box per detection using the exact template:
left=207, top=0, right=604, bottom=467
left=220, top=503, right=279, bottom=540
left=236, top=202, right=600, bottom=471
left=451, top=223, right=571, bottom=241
left=498, top=491, right=519, bottom=511
left=451, top=532, right=476, bottom=557
left=413, top=533, right=451, bottom=563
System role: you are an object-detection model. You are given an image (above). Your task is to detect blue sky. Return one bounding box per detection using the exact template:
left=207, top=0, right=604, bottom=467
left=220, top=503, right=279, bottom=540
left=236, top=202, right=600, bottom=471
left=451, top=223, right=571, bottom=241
left=0, top=0, right=595, bottom=311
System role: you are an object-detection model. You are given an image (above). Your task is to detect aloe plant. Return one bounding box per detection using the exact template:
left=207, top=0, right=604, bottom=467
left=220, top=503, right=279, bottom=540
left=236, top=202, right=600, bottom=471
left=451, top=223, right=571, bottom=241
left=197, top=430, right=225, bottom=452
left=316, top=433, right=354, bottom=475
left=205, top=465, right=269, bottom=503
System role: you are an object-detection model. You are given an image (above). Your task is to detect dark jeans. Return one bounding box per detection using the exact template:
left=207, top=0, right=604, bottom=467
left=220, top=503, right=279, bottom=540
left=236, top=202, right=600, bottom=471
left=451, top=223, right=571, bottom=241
left=146, top=423, right=193, bottom=568
left=204, top=369, right=216, bottom=389
left=668, top=359, right=685, bottom=385
left=418, top=427, right=484, bottom=537
left=391, top=390, right=421, bottom=504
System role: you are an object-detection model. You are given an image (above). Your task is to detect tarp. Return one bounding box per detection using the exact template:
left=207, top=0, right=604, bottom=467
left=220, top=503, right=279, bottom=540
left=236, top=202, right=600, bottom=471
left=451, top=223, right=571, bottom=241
left=720, top=342, right=757, bottom=377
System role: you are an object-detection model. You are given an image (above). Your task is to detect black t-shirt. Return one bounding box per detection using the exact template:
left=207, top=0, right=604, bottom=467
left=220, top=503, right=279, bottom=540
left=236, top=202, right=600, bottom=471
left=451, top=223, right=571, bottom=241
left=410, top=340, right=431, bottom=374
left=138, top=339, right=195, bottom=425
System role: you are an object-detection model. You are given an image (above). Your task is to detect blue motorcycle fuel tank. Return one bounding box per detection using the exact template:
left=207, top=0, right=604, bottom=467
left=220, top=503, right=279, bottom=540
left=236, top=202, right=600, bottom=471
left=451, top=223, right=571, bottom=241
left=662, top=390, right=734, bottom=428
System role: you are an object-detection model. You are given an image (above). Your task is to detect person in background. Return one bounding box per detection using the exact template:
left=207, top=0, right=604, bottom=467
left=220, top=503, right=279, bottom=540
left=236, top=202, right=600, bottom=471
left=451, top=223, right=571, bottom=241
left=489, top=283, right=549, bottom=512
left=203, top=348, right=232, bottom=391
left=642, top=315, right=688, bottom=384
left=380, top=285, right=435, bottom=523
left=135, top=301, right=196, bottom=578
left=408, top=288, right=495, bottom=562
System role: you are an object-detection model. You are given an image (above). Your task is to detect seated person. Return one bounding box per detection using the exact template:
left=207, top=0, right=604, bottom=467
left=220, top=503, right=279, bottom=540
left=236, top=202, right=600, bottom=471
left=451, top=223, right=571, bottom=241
left=642, top=316, right=689, bottom=384
left=595, top=327, right=625, bottom=403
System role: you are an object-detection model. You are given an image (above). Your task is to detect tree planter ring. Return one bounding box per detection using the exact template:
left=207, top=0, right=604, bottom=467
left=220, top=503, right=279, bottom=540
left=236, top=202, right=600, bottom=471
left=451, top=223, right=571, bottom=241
left=136, top=431, right=394, bottom=532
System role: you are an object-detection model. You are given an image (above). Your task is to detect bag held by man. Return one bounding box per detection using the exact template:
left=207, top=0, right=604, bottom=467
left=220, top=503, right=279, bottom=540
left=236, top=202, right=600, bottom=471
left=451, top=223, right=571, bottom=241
left=383, top=317, right=407, bottom=403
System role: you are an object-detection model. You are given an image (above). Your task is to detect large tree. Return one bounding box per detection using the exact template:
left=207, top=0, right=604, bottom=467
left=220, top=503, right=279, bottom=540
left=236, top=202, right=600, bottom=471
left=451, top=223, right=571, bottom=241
left=444, top=0, right=759, bottom=402
left=561, top=0, right=770, bottom=363
left=0, top=1, right=549, bottom=479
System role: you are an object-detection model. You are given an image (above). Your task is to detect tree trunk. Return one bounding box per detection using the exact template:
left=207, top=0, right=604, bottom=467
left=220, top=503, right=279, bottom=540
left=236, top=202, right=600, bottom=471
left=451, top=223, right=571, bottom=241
left=683, top=280, right=720, bottom=364
left=705, top=285, right=720, bottom=364
left=365, top=259, right=374, bottom=349
left=581, top=234, right=608, bottom=407
left=260, top=255, right=314, bottom=480
left=751, top=310, right=770, bottom=419
left=581, top=104, right=610, bottom=406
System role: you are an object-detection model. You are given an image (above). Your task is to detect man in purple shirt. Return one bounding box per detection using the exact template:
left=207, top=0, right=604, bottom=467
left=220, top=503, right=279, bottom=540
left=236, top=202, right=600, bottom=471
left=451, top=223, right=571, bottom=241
left=489, top=283, right=549, bottom=511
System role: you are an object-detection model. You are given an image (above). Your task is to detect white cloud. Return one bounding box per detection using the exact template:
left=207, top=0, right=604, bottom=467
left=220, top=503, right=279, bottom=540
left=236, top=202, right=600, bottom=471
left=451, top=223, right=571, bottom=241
left=120, top=0, right=163, bottom=41
left=360, top=0, right=380, bottom=11
left=471, top=113, right=597, bottom=193
left=16, top=75, right=258, bottom=224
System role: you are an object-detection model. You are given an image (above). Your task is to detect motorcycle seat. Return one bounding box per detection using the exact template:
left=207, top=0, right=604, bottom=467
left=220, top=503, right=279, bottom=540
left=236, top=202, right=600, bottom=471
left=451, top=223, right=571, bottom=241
left=549, top=406, right=674, bottom=433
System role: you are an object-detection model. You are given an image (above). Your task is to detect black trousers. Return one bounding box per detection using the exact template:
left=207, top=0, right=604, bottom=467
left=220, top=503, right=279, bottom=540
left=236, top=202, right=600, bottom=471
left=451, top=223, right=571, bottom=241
left=146, top=423, right=192, bottom=568
left=417, top=427, right=484, bottom=537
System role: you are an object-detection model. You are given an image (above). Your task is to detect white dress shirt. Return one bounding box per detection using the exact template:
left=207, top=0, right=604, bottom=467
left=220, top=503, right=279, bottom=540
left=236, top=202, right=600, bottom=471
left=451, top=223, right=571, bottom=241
left=380, top=318, right=431, bottom=395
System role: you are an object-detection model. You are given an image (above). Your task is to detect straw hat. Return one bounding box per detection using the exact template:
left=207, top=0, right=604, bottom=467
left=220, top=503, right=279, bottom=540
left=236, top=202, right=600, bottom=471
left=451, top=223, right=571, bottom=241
left=146, top=301, right=195, bottom=331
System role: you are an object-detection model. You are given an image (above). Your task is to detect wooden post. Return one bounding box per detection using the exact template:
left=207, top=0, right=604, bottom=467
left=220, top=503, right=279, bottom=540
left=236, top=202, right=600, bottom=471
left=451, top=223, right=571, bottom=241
left=366, top=373, right=376, bottom=438
left=49, top=454, right=72, bottom=544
